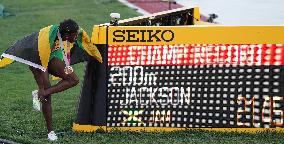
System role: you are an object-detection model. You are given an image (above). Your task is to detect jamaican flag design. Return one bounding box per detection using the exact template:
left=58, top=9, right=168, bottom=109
left=0, top=25, right=102, bottom=71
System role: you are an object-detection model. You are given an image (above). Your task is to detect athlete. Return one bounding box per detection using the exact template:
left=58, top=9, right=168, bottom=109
left=0, top=19, right=102, bottom=141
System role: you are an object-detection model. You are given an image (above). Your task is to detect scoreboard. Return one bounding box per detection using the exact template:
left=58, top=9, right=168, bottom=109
left=74, top=26, right=284, bottom=132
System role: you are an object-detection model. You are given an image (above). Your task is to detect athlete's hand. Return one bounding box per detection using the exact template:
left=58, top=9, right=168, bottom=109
left=38, top=89, right=47, bottom=102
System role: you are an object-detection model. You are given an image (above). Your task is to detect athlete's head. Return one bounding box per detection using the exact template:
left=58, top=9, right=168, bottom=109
left=59, top=19, right=79, bottom=42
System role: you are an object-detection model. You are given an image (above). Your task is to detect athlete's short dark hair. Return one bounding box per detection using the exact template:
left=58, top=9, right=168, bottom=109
left=59, top=19, right=79, bottom=35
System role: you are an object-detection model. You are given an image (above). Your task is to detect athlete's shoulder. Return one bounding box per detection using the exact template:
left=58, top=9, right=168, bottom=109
left=39, top=25, right=59, bottom=32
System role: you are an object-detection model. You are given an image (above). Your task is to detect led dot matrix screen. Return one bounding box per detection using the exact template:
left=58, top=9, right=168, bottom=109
left=107, top=44, right=284, bottom=128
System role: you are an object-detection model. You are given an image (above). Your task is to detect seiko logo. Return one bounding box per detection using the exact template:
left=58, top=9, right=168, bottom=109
left=113, top=30, right=174, bottom=42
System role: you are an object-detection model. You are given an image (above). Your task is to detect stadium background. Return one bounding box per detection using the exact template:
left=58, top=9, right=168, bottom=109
left=1, top=0, right=284, bottom=143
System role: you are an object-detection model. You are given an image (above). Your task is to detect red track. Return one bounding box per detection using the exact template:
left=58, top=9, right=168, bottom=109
left=127, top=0, right=208, bottom=21
left=127, top=0, right=183, bottom=14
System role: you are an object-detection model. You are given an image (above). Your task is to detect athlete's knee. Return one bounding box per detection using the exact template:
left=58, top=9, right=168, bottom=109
left=72, top=76, right=79, bottom=86
left=65, top=74, right=79, bottom=87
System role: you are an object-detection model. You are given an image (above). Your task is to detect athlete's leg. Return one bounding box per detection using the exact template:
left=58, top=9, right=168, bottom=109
left=44, top=58, right=79, bottom=97
left=29, top=66, right=53, bottom=133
